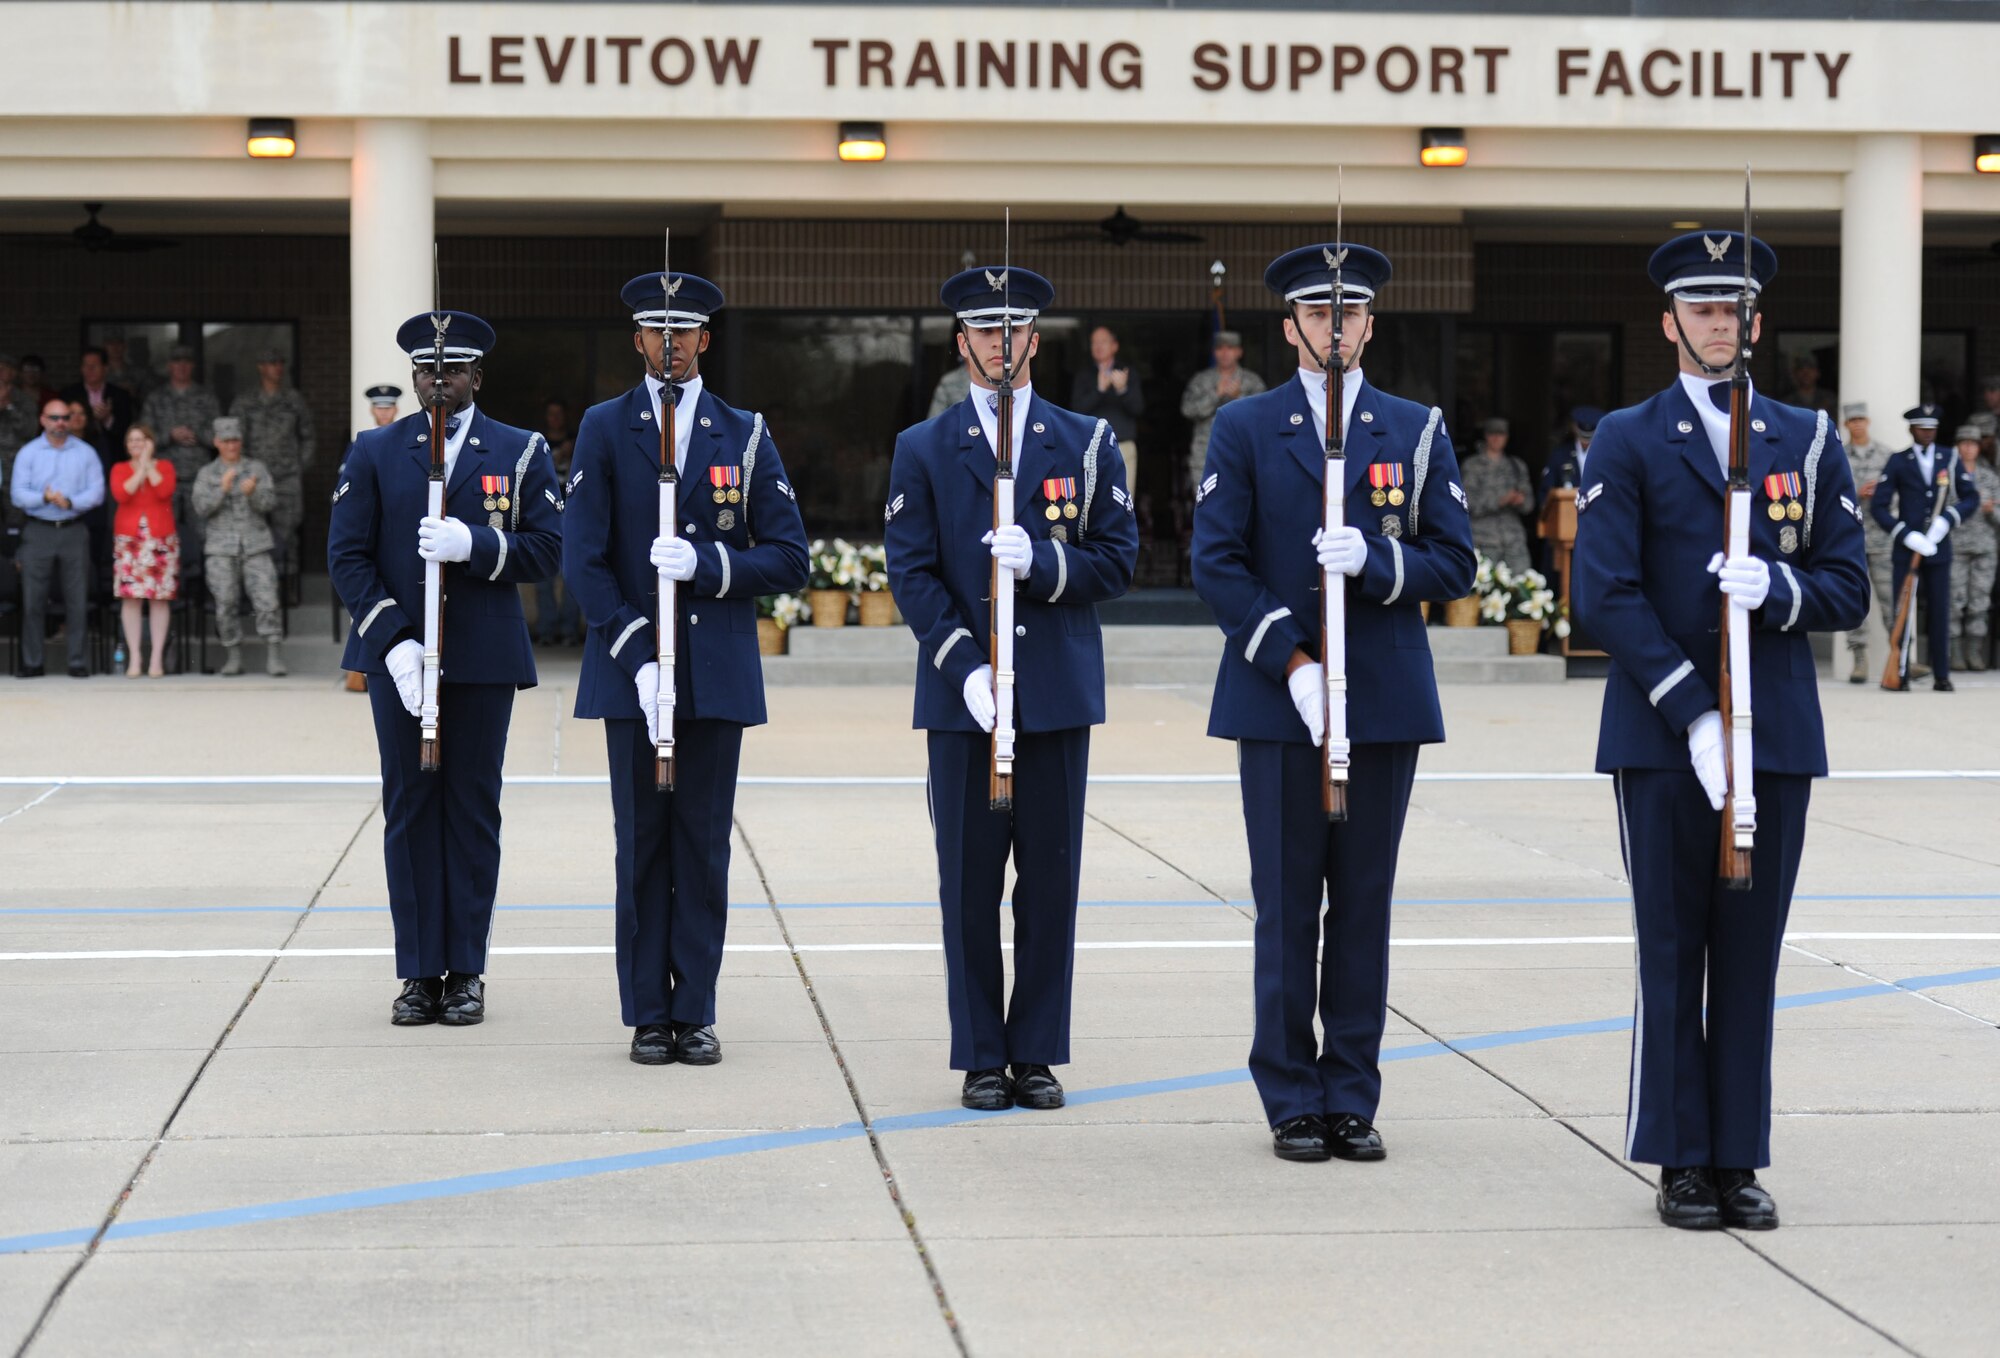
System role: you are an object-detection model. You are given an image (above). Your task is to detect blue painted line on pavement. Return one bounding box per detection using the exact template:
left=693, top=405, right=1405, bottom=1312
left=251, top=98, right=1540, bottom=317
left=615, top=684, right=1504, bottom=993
left=3, top=964, right=1995, bottom=1258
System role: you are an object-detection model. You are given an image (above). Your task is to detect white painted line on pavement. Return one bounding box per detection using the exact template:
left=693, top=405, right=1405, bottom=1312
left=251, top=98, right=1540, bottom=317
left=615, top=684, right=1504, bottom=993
left=0, top=785, right=63, bottom=827
left=5, top=932, right=1998, bottom=963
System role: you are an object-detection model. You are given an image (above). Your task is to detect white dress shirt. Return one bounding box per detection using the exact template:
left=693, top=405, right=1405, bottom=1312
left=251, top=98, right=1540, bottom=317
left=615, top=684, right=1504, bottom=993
left=1298, top=365, right=1365, bottom=445
left=442, top=402, right=477, bottom=482
left=1679, top=372, right=1753, bottom=477
left=971, top=377, right=1035, bottom=463
left=644, top=373, right=705, bottom=473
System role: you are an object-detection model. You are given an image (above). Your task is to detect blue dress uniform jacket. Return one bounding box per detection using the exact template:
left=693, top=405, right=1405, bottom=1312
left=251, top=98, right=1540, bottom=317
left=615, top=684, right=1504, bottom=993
left=1572, top=381, right=1869, bottom=1171
left=330, top=409, right=563, bottom=680
left=326, top=407, right=562, bottom=982
left=884, top=387, right=1138, bottom=1072
left=1574, top=384, right=1871, bottom=776
left=1869, top=444, right=1980, bottom=683
left=884, top=390, right=1139, bottom=733
left=561, top=380, right=807, bottom=1030
left=1192, top=377, right=1476, bottom=745
left=1192, top=374, right=1474, bottom=1131
left=565, top=384, right=809, bottom=726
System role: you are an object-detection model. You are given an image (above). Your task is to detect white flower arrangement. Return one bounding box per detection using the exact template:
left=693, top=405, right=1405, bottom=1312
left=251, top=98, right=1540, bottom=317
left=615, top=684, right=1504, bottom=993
left=809, top=537, right=863, bottom=591
left=757, top=593, right=806, bottom=629
left=856, top=543, right=890, bottom=594
left=1475, top=552, right=1567, bottom=633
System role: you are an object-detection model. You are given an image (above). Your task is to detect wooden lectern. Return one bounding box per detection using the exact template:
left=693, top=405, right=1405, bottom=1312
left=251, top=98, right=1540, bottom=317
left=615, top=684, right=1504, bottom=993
left=1539, top=488, right=1603, bottom=658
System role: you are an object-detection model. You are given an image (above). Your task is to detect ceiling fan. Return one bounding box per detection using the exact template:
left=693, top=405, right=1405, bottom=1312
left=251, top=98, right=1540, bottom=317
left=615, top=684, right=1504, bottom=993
left=1036, top=207, right=1204, bottom=248
left=17, top=203, right=178, bottom=254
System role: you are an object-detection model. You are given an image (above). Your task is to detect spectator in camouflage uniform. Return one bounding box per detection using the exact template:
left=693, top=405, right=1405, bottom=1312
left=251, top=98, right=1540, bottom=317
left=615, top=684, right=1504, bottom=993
left=192, top=416, right=285, bottom=676
left=0, top=354, right=40, bottom=530
left=139, top=345, right=221, bottom=490
left=927, top=365, right=970, bottom=419
left=1841, top=402, right=1897, bottom=684
left=1180, top=329, right=1267, bottom=500
left=228, top=349, right=315, bottom=571
left=1462, top=416, right=1533, bottom=573
left=1948, top=424, right=1999, bottom=672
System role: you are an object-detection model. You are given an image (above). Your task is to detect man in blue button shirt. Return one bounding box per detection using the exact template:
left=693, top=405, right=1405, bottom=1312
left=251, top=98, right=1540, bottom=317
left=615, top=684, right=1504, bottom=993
left=10, top=399, right=106, bottom=677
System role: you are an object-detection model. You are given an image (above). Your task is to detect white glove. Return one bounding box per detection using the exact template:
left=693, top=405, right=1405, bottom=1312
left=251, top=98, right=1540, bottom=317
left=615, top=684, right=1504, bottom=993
left=1924, top=518, right=1951, bottom=547
left=1286, top=661, right=1326, bottom=748
left=962, top=665, right=997, bottom=733
left=650, top=535, right=697, bottom=582
left=634, top=661, right=661, bottom=745
left=983, top=525, right=1032, bottom=581
left=417, top=516, right=474, bottom=564
left=1687, top=710, right=1727, bottom=812
left=1903, top=530, right=1937, bottom=558
left=385, top=639, right=424, bottom=719
left=1313, top=526, right=1367, bottom=578
left=1706, top=551, right=1770, bottom=611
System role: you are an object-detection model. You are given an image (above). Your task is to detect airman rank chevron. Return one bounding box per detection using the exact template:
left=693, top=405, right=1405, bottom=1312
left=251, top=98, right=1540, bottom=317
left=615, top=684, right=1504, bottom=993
left=1841, top=494, right=1861, bottom=523
left=332, top=481, right=351, bottom=502
left=884, top=492, right=905, bottom=523
left=1578, top=483, right=1605, bottom=513
left=1111, top=485, right=1131, bottom=511
left=776, top=480, right=796, bottom=501
left=567, top=468, right=584, bottom=493
left=1449, top=481, right=1468, bottom=509
left=1197, top=472, right=1219, bottom=504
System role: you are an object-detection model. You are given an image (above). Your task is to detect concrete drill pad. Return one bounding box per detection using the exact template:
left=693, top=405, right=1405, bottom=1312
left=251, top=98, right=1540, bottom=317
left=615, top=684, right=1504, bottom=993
left=0, top=1255, right=79, bottom=1355
left=32, top=1242, right=954, bottom=1358
left=924, top=1229, right=1903, bottom=1358
left=0, top=1141, right=149, bottom=1240
left=1744, top=1224, right=2000, bottom=1358
left=1, top=1049, right=211, bottom=1142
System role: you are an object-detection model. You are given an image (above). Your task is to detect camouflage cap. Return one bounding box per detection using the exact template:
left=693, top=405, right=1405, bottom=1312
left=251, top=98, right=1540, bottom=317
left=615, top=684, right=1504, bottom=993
left=167, top=343, right=196, bottom=362
left=212, top=416, right=244, bottom=441
left=1957, top=425, right=1983, bottom=443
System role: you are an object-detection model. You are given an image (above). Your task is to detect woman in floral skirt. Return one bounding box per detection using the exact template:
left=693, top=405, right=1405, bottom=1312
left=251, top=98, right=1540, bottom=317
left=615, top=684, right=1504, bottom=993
left=110, top=422, right=180, bottom=677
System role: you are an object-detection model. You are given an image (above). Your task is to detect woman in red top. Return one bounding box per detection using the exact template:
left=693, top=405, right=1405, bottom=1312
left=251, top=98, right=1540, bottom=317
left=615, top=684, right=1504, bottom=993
left=110, top=422, right=181, bottom=677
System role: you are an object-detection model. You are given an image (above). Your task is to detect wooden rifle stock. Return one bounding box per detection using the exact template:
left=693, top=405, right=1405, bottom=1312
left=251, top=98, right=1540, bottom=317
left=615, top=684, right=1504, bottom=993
left=1320, top=360, right=1349, bottom=823
left=1881, top=566, right=1921, bottom=690
left=418, top=382, right=446, bottom=772
left=990, top=377, right=1018, bottom=811
left=1715, top=380, right=1754, bottom=890
left=656, top=354, right=679, bottom=792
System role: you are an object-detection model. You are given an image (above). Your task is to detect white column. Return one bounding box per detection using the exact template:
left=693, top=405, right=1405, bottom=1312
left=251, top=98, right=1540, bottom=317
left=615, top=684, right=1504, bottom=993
left=1839, top=134, right=1923, bottom=435
left=349, top=119, right=434, bottom=435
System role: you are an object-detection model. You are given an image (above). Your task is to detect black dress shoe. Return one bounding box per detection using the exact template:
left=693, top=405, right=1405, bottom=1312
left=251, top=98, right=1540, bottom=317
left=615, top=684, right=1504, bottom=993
left=67, top=665, right=90, bottom=678
left=960, top=1068, right=1014, bottom=1111
left=672, top=1022, right=721, bottom=1066
left=1327, top=1113, right=1386, bottom=1161
left=391, top=977, right=443, bottom=1026
left=1714, top=1168, right=1779, bottom=1230
left=1934, top=677, right=1955, bottom=692
left=1010, top=1063, right=1065, bottom=1110
left=1271, top=1114, right=1332, bottom=1162
left=1656, top=1166, right=1724, bottom=1230
left=439, top=972, right=485, bottom=1026
left=630, top=1023, right=677, bottom=1065
left=17, top=665, right=44, bottom=679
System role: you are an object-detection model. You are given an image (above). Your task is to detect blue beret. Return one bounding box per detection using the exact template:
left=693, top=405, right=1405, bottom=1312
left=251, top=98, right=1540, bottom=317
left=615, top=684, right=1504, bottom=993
left=397, top=310, right=495, bottom=365
left=1570, top=405, right=1604, bottom=431
left=941, top=266, right=1054, bottom=328
left=622, top=272, right=724, bottom=330
left=1263, top=243, right=1393, bottom=306
left=1903, top=404, right=1942, bottom=428
left=1647, top=231, right=1777, bottom=301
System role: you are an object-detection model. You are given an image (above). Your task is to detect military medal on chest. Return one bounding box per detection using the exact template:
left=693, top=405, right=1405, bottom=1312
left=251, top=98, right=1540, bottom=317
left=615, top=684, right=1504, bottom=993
left=709, top=464, right=743, bottom=506
left=481, top=474, right=510, bottom=528
left=1042, top=476, right=1078, bottom=529
left=1367, top=461, right=1405, bottom=508
left=1763, top=471, right=1801, bottom=523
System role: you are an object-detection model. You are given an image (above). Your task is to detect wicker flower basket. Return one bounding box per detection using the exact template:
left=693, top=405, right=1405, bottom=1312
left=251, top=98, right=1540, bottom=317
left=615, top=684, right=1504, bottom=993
left=856, top=591, right=896, bottom=627
left=756, top=618, right=787, bottom=655
left=806, top=588, right=851, bottom=628
left=1443, top=596, right=1481, bottom=628
left=1505, top=618, right=1543, bottom=655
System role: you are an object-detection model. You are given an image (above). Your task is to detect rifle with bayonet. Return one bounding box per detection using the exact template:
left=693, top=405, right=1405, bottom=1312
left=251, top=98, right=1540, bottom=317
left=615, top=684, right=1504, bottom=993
left=1319, top=179, right=1351, bottom=822
left=655, top=230, right=680, bottom=792
left=1716, top=171, right=1757, bottom=890
left=990, top=210, right=1019, bottom=811
left=419, top=247, right=447, bottom=772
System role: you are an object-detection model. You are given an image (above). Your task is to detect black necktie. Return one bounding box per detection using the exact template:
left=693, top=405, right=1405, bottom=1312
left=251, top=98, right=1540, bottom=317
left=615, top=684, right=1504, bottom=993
left=445, top=416, right=462, bottom=440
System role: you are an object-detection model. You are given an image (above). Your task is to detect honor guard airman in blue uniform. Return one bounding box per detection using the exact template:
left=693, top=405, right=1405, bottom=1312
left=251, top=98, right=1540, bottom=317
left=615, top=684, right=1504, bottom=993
left=883, top=266, right=1139, bottom=1113
left=1871, top=403, right=1980, bottom=691
left=328, top=312, right=564, bottom=1027
left=1192, top=243, right=1475, bottom=1164
left=1573, top=232, right=1869, bottom=1230
left=562, top=271, right=809, bottom=1067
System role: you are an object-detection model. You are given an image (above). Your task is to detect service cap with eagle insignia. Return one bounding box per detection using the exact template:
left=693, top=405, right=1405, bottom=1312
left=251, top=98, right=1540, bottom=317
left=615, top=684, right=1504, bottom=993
left=397, top=310, right=495, bottom=365
left=941, top=265, right=1054, bottom=329
left=622, top=271, right=724, bottom=331
left=1262, top=241, right=1393, bottom=306
left=1647, top=230, right=1777, bottom=302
